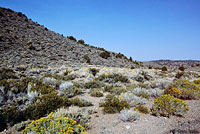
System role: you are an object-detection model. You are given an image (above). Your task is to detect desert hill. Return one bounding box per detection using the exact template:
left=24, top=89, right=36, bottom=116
left=0, top=7, right=136, bottom=71
left=0, top=7, right=200, bottom=134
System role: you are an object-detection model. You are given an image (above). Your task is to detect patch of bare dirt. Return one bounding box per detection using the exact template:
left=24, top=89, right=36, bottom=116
left=80, top=92, right=200, bottom=134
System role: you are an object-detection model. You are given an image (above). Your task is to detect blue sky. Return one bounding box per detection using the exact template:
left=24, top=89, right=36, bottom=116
left=0, top=0, right=200, bottom=61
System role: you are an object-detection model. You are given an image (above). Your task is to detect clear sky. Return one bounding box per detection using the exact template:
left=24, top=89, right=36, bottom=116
left=0, top=0, right=200, bottom=61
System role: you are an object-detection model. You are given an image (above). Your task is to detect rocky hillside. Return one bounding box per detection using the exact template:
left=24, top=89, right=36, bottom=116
left=0, top=7, right=136, bottom=71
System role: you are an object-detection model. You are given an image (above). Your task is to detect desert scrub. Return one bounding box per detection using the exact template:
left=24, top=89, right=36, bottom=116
left=90, top=88, right=103, bottom=97
left=0, top=77, right=42, bottom=94
left=24, top=93, right=70, bottom=120
left=0, top=110, right=6, bottom=131
left=119, top=109, right=140, bottom=122
left=168, top=79, right=200, bottom=99
left=193, top=79, right=200, bottom=85
left=133, top=87, right=150, bottom=99
left=97, top=73, right=130, bottom=83
left=64, top=68, right=71, bottom=76
left=115, top=53, right=124, bottom=59
left=175, top=71, right=184, bottom=79
left=22, top=112, right=87, bottom=134
left=84, top=80, right=104, bottom=89
left=89, top=68, right=99, bottom=76
left=151, top=94, right=189, bottom=117
left=149, top=88, right=164, bottom=98
left=64, top=87, right=83, bottom=98
left=164, top=88, right=182, bottom=98
left=135, top=105, right=149, bottom=114
left=2, top=106, right=24, bottom=126
left=109, top=87, right=127, bottom=95
left=70, top=98, right=93, bottom=107
left=179, top=66, right=185, bottom=71
left=83, top=54, right=91, bottom=64
left=67, top=36, right=77, bottom=41
left=29, top=80, right=55, bottom=94
left=99, top=51, right=111, bottom=59
left=161, top=66, right=168, bottom=71
left=78, top=39, right=85, bottom=44
left=59, top=81, right=74, bottom=90
left=120, top=92, right=148, bottom=107
left=0, top=79, right=9, bottom=93
left=13, top=119, right=32, bottom=131
left=0, top=68, right=18, bottom=80
left=103, top=85, right=114, bottom=92
left=99, top=94, right=130, bottom=113
left=44, top=74, right=76, bottom=81
left=53, top=107, right=92, bottom=130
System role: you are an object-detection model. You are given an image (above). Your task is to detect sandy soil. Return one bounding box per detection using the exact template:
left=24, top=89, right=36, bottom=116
left=80, top=91, right=200, bottom=134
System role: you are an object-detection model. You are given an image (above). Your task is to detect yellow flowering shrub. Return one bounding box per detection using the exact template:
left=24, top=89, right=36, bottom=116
left=151, top=94, right=189, bottom=117
left=164, top=88, right=182, bottom=98
left=22, top=112, right=87, bottom=134
left=168, top=79, right=200, bottom=99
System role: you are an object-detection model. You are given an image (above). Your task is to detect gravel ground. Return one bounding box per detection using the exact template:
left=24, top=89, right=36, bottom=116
left=80, top=92, right=200, bottom=134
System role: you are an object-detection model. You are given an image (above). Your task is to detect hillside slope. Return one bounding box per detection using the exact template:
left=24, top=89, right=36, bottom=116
left=0, top=7, right=136, bottom=70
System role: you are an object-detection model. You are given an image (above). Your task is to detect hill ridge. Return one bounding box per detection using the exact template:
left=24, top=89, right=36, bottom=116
left=0, top=7, right=136, bottom=70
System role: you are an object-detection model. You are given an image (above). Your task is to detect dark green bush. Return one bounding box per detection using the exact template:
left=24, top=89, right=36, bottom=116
left=77, top=39, right=85, bottom=45
left=161, top=66, right=168, bottom=71
left=103, top=85, right=114, bottom=92
left=135, top=105, right=149, bottom=114
left=83, top=54, right=91, bottom=64
left=129, top=57, right=133, bottom=62
left=0, top=68, right=18, bottom=80
left=27, top=42, right=36, bottom=50
left=99, top=51, right=111, bottom=59
left=1, top=93, right=70, bottom=129
left=131, top=66, right=135, bottom=69
left=64, top=87, right=83, bottom=98
left=0, top=79, right=9, bottom=93
left=0, top=110, right=6, bottom=131
left=17, top=12, right=25, bottom=17
left=90, top=89, right=104, bottom=97
left=97, top=47, right=105, bottom=51
left=2, top=106, right=25, bottom=126
left=30, top=80, right=54, bottom=94
left=70, top=98, right=93, bottom=107
left=148, top=66, right=152, bottom=69
left=97, top=73, right=130, bottom=83
left=0, top=77, right=38, bottom=94
left=64, top=68, right=71, bottom=76
left=67, top=36, right=77, bottom=41
left=89, top=68, right=99, bottom=76
left=179, top=66, right=185, bottom=71
left=99, top=94, right=130, bottom=113
left=113, top=73, right=129, bottom=83
left=44, top=74, right=76, bottom=81
left=175, top=71, right=184, bottom=79
left=115, top=53, right=124, bottom=59
left=84, top=80, right=104, bottom=89
left=133, top=60, right=140, bottom=65
left=24, top=93, right=70, bottom=120
left=135, top=91, right=150, bottom=99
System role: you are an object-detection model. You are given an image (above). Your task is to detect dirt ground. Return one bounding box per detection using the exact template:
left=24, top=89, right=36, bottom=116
left=80, top=91, right=200, bottom=134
